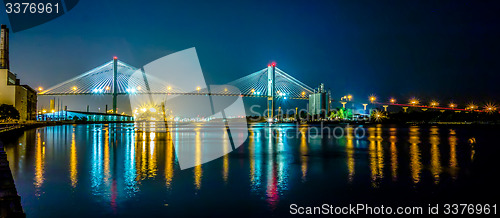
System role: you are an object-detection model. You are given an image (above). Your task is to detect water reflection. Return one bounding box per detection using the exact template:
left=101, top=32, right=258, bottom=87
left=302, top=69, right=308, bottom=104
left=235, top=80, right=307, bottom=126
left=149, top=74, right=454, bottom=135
left=165, top=131, right=174, bottom=189
left=448, top=129, right=458, bottom=180
left=70, top=130, right=77, bottom=188
left=368, top=127, right=384, bottom=187
left=346, top=127, right=354, bottom=183
left=300, top=127, right=308, bottom=182
left=3, top=123, right=481, bottom=216
left=194, top=128, right=202, bottom=190
left=430, top=127, right=442, bottom=184
left=389, top=128, right=398, bottom=181
left=34, top=132, right=45, bottom=196
left=409, top=126, right=422, bottom=184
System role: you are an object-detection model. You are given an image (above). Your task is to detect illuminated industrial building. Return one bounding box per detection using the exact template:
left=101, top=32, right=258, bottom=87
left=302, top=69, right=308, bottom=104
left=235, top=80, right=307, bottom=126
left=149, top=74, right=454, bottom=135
left=0, top=25, right=37, bottom=120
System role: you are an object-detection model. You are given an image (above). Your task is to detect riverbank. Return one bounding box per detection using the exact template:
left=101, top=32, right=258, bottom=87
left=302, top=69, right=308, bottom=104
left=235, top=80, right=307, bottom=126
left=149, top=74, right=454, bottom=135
left=0, top=120, right=134, bottom=136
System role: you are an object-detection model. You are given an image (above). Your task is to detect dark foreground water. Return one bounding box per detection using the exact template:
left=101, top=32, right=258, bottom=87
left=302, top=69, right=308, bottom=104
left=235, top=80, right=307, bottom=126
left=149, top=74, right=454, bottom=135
left=2, top=123, right=498, bottom=217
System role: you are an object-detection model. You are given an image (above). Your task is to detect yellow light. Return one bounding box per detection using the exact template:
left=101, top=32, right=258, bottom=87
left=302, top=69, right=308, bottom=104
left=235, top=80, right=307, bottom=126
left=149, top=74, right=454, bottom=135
left=467, top=103, right=477, bottom=110
left=409, top=98, right=419, bottom=105
left=302, top=91, right=306, bottom=96
left=141, top=108, right=147, bottom=112
left=72, top=86, right=77, bottom=91
left=105, top=86, right=110, bottom=91
left=430, top=100, right=439, bottom=107
left=449, top=103, right=456, bottom=108
left=251, top=89, right=255, bottom=93
left=390, top=98, right=396, bottom=103
left=167, top=86, right=171, bottom=90
left=51, top=109, right=55, bottom=113
left=38, top=87, right=43, bottom=92
left=42, top=109, right=47, bottom=113
left=347, top=95, right=352, bottom=100
left=196, top=86, right=201, bottom=91
left=137, top=86, right=141, bottom=90
left=369, top=95, right=376, bottom=103
left=483, top=103, right=496, bottom=113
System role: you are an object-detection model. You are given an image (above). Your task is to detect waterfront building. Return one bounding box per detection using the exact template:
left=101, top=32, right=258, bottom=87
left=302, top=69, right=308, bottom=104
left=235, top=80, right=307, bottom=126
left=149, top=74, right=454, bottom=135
left=0, top=25, right=37, bottom=121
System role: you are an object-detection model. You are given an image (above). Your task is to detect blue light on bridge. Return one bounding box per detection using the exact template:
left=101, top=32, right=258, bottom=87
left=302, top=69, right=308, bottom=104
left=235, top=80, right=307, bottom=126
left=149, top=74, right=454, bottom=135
left=92, top=88, right=104, bottom=93
left=126, top=88, right=137, bottom=93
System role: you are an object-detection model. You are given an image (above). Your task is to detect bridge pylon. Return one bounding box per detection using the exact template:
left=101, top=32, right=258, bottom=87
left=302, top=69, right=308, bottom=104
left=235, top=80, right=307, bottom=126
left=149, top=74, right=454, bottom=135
left=112, top=56, right=118, bottom=114
left=267, top=63, right=276, bottom=122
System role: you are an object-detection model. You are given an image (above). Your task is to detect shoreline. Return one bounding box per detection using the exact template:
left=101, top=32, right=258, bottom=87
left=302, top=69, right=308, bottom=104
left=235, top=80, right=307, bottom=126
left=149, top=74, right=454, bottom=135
left=0, top=120, right=134, bottom=136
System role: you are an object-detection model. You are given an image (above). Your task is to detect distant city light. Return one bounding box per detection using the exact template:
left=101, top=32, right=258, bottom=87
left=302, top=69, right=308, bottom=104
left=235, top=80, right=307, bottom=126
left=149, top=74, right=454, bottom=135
left=369, top=95, right=376, bottom=103
left=468, top=103, right=477, bottom=110
left=390, top=98, right=396, bottom=103
left=484, top=103, right=497, bottom=113
left=449, top=103, right=456, bottom=108
left=409, top=98, right=419, bottom=105
left=430, top=100, right=439, bottom=107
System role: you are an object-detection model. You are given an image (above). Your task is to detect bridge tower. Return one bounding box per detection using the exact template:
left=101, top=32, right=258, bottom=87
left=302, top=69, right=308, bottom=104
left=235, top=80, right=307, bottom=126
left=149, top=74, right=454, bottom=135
left=267, top=63, right=276, bottom=121
left=112, top=56, right=118, bottom=114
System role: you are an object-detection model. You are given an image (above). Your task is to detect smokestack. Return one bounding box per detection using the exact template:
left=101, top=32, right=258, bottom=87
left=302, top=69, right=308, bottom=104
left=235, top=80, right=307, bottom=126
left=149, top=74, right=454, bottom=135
left=0, top=25, right=9, bottom=70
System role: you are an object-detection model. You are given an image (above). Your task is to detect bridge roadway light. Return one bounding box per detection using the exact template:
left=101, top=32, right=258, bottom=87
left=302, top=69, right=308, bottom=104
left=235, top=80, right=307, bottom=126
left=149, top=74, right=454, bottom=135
left=72, top=86, right=77, bottom=91
left=449, top=103, right=456, bottom=108
left=390, top=98, right=396, bottom=104
left=105, top=86, right=110, bottom=91
left=38, top=87, right=43, bottom=92
left=430, top=100, right=439, bottom=107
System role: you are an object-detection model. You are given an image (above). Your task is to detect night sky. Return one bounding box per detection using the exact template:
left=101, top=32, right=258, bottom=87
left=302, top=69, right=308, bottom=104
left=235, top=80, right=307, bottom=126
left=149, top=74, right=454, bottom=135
left=1, top=0, right=499, bottom=105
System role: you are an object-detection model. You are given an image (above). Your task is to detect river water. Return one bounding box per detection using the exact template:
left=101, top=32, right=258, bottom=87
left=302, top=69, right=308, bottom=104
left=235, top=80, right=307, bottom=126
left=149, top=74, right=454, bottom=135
left=2, top=123, right=498, bottom=217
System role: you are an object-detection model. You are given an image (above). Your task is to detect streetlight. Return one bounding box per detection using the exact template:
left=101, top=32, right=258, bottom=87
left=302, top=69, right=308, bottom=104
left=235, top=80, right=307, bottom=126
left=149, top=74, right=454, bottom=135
left=390, top=98, right=396, bottom=104
left=467, top=103, right=477, bottom=111
left=72, top=86, right=77, bottom=91
left=449, top=103, right=456, bottom=108
left=38, top=87, right=43, bottom=92
left=369, top=95, right=376, bottom=103
left=430, top=100, right=439, bottom=107
left=409, top=98, right=419, bottom=106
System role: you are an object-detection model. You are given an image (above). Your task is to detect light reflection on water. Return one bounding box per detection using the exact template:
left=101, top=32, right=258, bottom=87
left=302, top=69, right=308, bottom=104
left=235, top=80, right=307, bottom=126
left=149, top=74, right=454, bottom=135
left=3, top=123, right=483, bottom=216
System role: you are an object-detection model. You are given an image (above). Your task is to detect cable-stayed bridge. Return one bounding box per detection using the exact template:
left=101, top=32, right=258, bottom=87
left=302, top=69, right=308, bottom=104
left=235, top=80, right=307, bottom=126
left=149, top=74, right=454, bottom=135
left=39, top=59, right=314, bottom=99
left=38, top=58, right=315, bottom=117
